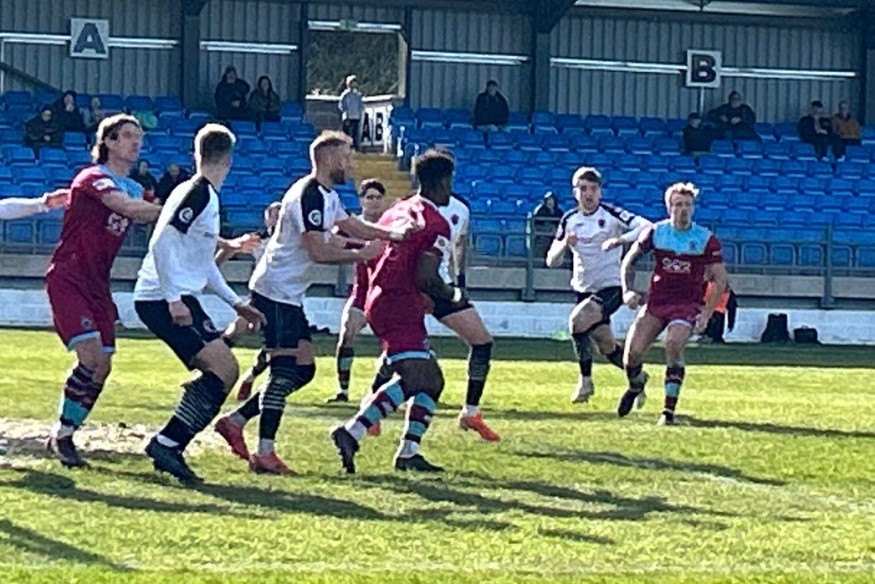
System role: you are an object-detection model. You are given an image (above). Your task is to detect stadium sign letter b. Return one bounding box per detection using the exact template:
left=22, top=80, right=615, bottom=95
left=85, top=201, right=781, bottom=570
left=70, top=18, right=110, bottom=59
left=685, top=50, right=721, bottom=88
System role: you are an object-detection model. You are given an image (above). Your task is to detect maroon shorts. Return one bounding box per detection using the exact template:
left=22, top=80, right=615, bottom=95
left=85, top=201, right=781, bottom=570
left=645, top=302, right=701, bottom=329
left=366, top=299, right=430, bottom=358
left=46, top=273, right=117, bottom=353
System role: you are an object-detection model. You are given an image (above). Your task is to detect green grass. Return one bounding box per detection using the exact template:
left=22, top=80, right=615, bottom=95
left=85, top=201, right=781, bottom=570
left=0, top=329, right=873, bottom=583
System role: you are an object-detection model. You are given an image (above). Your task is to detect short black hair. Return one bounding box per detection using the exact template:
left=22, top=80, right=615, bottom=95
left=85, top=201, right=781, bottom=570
left=414, top=150, right=455, bottom=191
left=92, top=113, right=141, bottom=164
left=486, top=80, right=498, bottom=87
left=359, top=179, right=386, bottom=197
left=811, top=100, right=824, bottom=108
left=572, top=166, right=603, bottom=187
left=688, top=112, right=701, bottom=120
left=195, top=123, right=236, bottom=165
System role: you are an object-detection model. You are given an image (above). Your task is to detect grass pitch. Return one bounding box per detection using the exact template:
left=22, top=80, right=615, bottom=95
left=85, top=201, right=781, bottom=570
left=0, top=329, right=873, bottom=583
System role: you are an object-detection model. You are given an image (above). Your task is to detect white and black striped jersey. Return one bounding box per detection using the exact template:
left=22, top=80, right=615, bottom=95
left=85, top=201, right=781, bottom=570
left=436, top=194, right=470, bottom=284
left=134, top=176, right=240, bottom=306
left=249, top=176, right=349, bottom=306
left=554, top=203, right=651, bottom=293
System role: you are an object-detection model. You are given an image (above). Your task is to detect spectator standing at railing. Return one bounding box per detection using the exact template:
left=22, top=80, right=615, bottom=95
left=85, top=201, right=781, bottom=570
left=532, top=191, right=563, bottom=259
left=798, top=100, right=843, bottom=161
left=339, top=75, right=364, bottom=151
left=473, top=80, right=509, bottom=131
left=831, top=101, right=862, bottom=150
left=707, top=91, right=757, bottom=141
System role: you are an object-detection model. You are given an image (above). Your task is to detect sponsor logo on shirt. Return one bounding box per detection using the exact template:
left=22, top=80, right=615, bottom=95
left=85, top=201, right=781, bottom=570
left=662, top=257, right=692, bottom=274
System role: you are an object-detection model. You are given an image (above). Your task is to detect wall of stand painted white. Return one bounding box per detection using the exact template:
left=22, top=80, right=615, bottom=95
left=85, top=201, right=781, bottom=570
left=1, top=290, right=873, bottom=345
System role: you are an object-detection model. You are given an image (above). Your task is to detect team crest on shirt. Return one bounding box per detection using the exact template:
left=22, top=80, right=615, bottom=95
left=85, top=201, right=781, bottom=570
left=689, top=241, right=697, bottom=251
left=179, top=207, right=194, bottom=224
left=308, top=209, right=322, bottom=226
left=80, top=316, right=93, bottom=330
left=106, top=212, right=130, bottom=236
left=598, top=218, right=605, bottom=228
left=202, top=318, right=217, bottom=334
left=451, top=214, right=459, bottom=225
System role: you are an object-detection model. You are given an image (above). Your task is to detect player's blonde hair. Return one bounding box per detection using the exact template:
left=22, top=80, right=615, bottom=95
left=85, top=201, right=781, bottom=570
left=309, top=130, right=352, bottom=165
left=664, top=182, right=699, bottom=207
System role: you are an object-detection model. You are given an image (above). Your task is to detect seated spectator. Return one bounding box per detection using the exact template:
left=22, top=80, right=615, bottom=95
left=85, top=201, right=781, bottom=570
left=82, top=96, right=116, bottom=133
left=248, top=75, right=281, bottom=130
left=155, top=163, right=190, bottom=204
left=473, top=80, right=509, bottom=131
left=130, top=160, right=158, bottom=202
left=23, top=106, right=62, bottom=153
left=214, top=65, right=251, bottom=121
left=532, top=191, right=564, bottom=259
left=832, top=101, right=861, bottom=149
left=339, top=75, right=364, bottom=150
left=707, top=91, right=757, bottom=141
left=798, top=100, right=843, bottom=160
left=682, top=112, right=712, bottom=156
left=52, top=90, right=86, bottom=133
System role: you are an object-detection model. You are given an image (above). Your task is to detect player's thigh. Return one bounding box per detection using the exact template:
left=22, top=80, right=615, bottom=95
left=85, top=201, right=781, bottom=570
left=191, top=339, right=239, bottom=388
left=338, top=306, right=367, bottom=347
left=393, top=356, right=444, bottom=397
left=438, top=305, right=492, bottom=346
left=590, top=323, right=617, bottom=352
left=569, top=296, right=605, bottom=332
left=625, top=311, right=665, bottom=359
left=663, top=323, right=693, bottom=362
left=72, top=337, right=112, bottom=377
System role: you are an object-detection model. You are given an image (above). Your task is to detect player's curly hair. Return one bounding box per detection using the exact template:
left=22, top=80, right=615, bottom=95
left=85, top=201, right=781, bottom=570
left=663, top=181, right=700, bottom=207
left=91, top=114, right=141, bottom=164
left=414, top=149, right=455, bottom=191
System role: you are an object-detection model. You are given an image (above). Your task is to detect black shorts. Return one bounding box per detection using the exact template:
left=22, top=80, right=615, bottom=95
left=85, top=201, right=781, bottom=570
left=135, top=295, right=222, bottom=369
left=252, top=291, right=312, bottom=350
left=430, top=294, right=474, bottom=321
left=575, top=286, right=623, bottom=327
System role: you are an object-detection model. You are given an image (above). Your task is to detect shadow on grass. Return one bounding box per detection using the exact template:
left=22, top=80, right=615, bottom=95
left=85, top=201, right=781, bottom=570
left=514, top=449, right=785, bottom=487
left=684, top=416, right=875, bottom=440
left=1, top=468, right=257, bottom=518
left=0, top=518, right=130, bottom=571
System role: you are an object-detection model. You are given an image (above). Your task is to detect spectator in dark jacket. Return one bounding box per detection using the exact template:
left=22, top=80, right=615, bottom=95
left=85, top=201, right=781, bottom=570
left=682, top=112, right=712, bottom=156
left=130, top=160, right=158, bottom=202
left=52, top=90, right=86, bottom=133
left=214, top=65, right=251, bottom=121
left=533, top=191, right=564, bottom=259
left=473, top=80, right=510, bottom=131
left=707, top=91, right=757, bottom=141
left=249, top=75, right=281, bottom=130
left=23, top=106, right=63, bottom=153
left=798, top=100, right=843, bottom=160
left=155, top=163, right=190, bottom=204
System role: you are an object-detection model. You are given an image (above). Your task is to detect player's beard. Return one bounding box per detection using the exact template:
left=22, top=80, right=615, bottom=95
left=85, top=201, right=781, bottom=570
left=330, top=167, right=347, bottom=185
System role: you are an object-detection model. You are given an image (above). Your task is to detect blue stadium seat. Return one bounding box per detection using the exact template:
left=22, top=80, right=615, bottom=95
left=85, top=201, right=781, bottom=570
left=258, top=158, right=285, bottom=175
left=505, top=235, right=528, bottom=258
left=571, top=134, right=598, bottom=153
left=517, top=167, right=545, bottom=184
left=274, top=141, right=307, bottom=158
left=96, top=93, right=124, bottom=111
left=722, top=209, right=751, bottom=225
left=5, top=220, right=34, bottom=244
left=857, top=247, right=875, bottom=268
left=584, top=114, right=611, bottom=135
left=781, top=159, right=808, bottom=178
left=721, top=243, right=737, bottom=265
left=792, top=142, right=818, bottom=161
left=845, top=144, right=870, bottom=162
left=152, top=95, right=183, bottom=114
left=745, top=175, right=770, bottom=192
left=281, top=101, right=304, bottom=120
left=529, top=151, right=555, bottom=166
left=63, top=132, right=87, bottom=148
left=38, top=148, right=67, bottom=166
left=782, top=211, right=809, bottom=227
left=445, top=108, right=471, bottom=128
left=639, top=117, right=667, bottom=138
left=834, top=213, right=863, bottom=229
left=531, top=110, right=556, bottom=127
left=724, top=158, right=754, bottom=175
left=836, top=161, right=866, bottom=180
left=486, top=131, right=513, bottom=150
left=762, top=193, right=789, bottom=210
left=0, top=129, right=21, bottom=145
left=769, top=242, right=795, bottom=266
left=587, top=153, right=615, bottom=170
left=772, top=176, right=798, bottom=194
left=625, top=136, right=652, bottom=155
left=653, top=137, right=681, bottom=155
left=0, top=166, right=13, bottom=184
left=716, top=174, right=744, bottom=190
left=763, top=142, right=791, bottom=160
left=416, top=108, right=444, bottom=129
left=754, top=159, right=780, bottom=176
left=231, top=120, right=258, bottom=137
left=504, top=112, right=530, bottom=133
left=813, top=195, right=842, bottom=214
left=125, top=95, right=154, bottom=111
left=241, top=139, right=270, bottom=157
left=699, top=156, right=724, bottom=175
left=597, top=135, right=625, bottom=154
left=556, top=113, right=585, bottom=134
left=3, top=147, right=35, bottom=166
left=737, top=140, right=763, bottom=159
left=611, top=116, right=639, bottom=137
left=288, top=123, right=315, bottom=140
left=670, top=156, right=696, bottom=173
left=774, top=123, right=798, bottom=141
left=754, top=123, right=775, bottom=141
left=827, top=178, right=855, bottom=196
left=13, top=166, right=47, bottom=184
left=741, top=243, right=767, bottom=265
left=857, top=179, right=875, bottom=196
left=710, top=140, right=735, bottom=157
left=65, top=149, right=92, bottom=168
left=459, top=130, right=486, bottom=149
left=474, top=234, right=502, bottom=256
left=2, top=91, right=33, bottom=107
left=542, top=134, right=570, bottom=152
left=732, top=192, right=759, bottom=210
left=490, top=200, right=517, bottom=215
left=37, top=217, right=63, bottom=244
left=695, top=208, right=720, bottom=224
left=793, top=194, right=818, bottom=211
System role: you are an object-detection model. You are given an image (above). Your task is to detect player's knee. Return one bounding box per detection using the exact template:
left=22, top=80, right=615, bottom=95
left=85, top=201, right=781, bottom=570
left=664, top=337, right=685, bottom=359
left=86, top=354, right=112, bottom=383
left=570, top=304, right=600, bottom=333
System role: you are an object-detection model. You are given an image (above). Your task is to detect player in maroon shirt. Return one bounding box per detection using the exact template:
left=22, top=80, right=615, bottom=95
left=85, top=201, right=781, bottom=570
left=45, top=114, right=162, bottom=467
left=331, top=150, right=465, bottom=473
left=327, top=178, right=391, bottom=404
left=618, top=182, right=728, bottom=425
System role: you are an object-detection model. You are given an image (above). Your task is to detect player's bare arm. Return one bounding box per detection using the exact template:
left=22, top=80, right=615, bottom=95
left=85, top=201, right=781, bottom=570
left=336, top=214, right=416, bottom=242
left=621, top=241, right=645, bottom=308
left=603, top=215, right=653, bottom=251
left=417, top=251, right=464, bottom=303
left=546, top=231, right=578, bottom=268
left=101, top=191, right=162, bottom=222
left=214, top=233, right=260, bottom=265
left=301, top=230, right=383, bottom=264
left=696, top=262, right=729, bottom=333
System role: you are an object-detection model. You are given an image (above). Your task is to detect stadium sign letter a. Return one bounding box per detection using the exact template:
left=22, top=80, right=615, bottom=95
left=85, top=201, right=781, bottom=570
left=685, top=50, right=721, bottom=89
left=70, top=18, right=110, bottom=59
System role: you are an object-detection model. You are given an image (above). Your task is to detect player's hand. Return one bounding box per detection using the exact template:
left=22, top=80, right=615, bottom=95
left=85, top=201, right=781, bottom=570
left=41, top=188, right=70, bottom=210
left=693, top=311, right=712, bottom=335
left=359, top=240, right=385, bottom=261
left=601, top=237, right=623, bottom=251
left=235, top=302, right=266, bottom=332
left=565, top=232, right=579, bottom=247
left=224, top=233, right=261, bottom=256
left=169, top=300, right=193, bottom=327
left=623, top=290, right=642, bottom=309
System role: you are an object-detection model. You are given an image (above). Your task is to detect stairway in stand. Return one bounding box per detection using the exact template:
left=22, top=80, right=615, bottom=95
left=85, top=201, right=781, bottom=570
left=352, top=152, right=413, bottom=200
